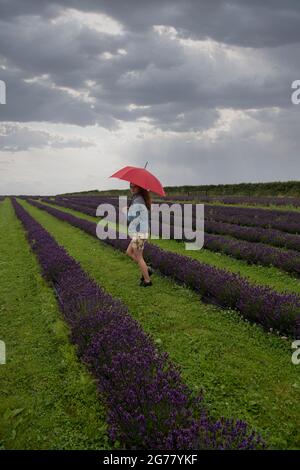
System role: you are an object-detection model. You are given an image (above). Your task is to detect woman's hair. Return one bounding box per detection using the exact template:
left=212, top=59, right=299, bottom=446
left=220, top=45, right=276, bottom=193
left=138, top=186, right=152, bottom=210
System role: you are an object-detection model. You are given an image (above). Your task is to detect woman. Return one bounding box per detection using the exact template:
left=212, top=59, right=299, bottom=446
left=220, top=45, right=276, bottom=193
left=126, top=183, right=153, bottom=287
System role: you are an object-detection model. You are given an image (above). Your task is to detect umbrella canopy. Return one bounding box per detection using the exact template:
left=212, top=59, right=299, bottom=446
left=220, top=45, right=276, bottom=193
left=110, top=166, right=166, bottom=197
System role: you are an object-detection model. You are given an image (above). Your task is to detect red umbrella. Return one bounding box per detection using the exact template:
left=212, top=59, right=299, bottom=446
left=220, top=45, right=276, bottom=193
left=110, top=165, right=166, bottom=197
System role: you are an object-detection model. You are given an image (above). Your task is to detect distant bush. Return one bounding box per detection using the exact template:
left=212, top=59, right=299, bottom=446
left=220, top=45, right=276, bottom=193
left=164, top=181, right=300, bottom=197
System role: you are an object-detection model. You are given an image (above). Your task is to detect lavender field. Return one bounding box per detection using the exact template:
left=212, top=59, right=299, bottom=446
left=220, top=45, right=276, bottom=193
left=1, top=193, right=299, bottom=450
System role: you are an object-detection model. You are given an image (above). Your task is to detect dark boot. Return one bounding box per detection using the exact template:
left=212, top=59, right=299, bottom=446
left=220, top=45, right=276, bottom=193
left=140, top=279, right=153, bottom=287
left=140, top=266, right=153, bottom=281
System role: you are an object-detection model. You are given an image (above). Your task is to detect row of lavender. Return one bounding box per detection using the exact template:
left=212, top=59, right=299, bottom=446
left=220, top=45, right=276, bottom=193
left=54, top=195, right=300, bottom=235
left=205, top=204, right=300, bottom=234
left=68, top=196, right=300, bottom=272
left=42, top=196, right=300, bottom=277
left=13, top=198, right=265, bottom=450
left=56, top=196, right=300, bottom=250
left=57, top=194, right=300, bottom=222
left=27, top=198, right=300, bottom=338
left=41, top=197, right=297, bottom=250
left=44, top=193, right=300, bottom=208
left=154, top=194, right=300, bottom=208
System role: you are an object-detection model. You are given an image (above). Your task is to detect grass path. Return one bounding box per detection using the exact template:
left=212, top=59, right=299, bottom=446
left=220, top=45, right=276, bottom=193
left=0, top=199, right=110, bottom=450
left=38, top=199, right=300, bottom=296
left=21, top=199, right=300, bottom=449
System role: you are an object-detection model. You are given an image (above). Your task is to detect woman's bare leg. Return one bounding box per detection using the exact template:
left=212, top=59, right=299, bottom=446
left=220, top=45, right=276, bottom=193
left=126, top=241, right=136, bottom=260
left=126, top=241, right=151, bottom=282
left=134, top=249, right=150, bottom=282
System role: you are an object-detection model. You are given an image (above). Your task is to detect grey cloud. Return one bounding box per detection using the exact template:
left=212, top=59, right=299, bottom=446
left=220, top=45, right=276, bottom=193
left=128, top=107, right=300, bottom=185
left=0, top=0, right=61, bottom=20
left=0, top=0, right=299, bottom=194
left=0, top=124, right=95, bottom=151
left=2, top=0, right=300, bottom=47
left=0, top=68, right=97, bottom=125
left=53, top=0, right=300, bottom=48
left=0, top=4, right=298, bottom=132
left=0, top=16, right=124, bottom=87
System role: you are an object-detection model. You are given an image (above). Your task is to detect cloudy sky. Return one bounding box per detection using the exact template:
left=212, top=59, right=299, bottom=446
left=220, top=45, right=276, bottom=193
left=0, top=0, right=299, bottom=195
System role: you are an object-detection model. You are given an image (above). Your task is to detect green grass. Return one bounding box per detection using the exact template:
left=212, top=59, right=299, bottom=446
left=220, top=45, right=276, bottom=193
left=39, top=199, right=300, bottom=296
left=20, top=198, right=300, bottom=449
left=0, top=199, right=110, bottom=450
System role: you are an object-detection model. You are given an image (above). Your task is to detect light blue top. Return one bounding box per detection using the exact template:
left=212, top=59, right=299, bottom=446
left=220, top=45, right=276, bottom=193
left=127, top=194, right=149, bottom=237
